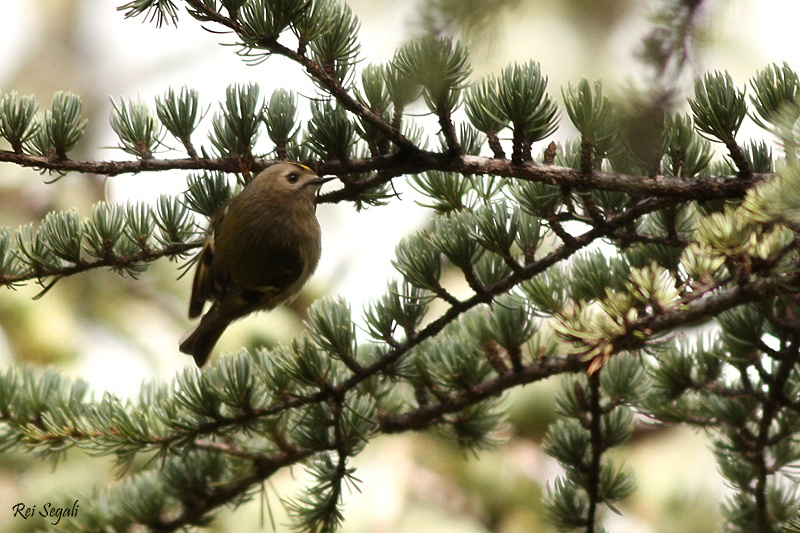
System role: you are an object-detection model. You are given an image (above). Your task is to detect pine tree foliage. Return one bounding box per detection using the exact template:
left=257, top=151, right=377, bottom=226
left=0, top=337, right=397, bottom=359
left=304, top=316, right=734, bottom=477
left=1, top=0, right=800, bottom=531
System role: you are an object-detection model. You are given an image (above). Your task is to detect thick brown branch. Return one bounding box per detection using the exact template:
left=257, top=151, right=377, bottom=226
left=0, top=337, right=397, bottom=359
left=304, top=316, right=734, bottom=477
left=0, top=151, right=240, bottom=175
left=319, top=153, right=767, bottom=203
left=452, top=156, right=763, bottom=200
left=0, top=150, right=774, bottom=213
left=1, top=150, right=766, bottom=205
left=379, top=354, right=584, bottom=432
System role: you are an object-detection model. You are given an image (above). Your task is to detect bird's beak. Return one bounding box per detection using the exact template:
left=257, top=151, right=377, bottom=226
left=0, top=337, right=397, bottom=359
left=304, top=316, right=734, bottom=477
left=310, top=175, right=335, bottom=186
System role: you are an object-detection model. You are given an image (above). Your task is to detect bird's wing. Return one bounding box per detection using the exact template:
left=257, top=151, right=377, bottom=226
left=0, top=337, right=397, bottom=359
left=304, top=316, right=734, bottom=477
left=187, top=204, right=231, bottom=319
left=187, top=234, right=223, bottom=318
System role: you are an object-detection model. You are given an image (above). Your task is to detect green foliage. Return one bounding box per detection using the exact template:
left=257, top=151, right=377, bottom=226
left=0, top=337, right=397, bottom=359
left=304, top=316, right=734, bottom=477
left=209, top=83, right=263, bottom=163
left=0, top=91, right=39, bottom=153
left=285, top=453, right=356, bottom=533
left=183, top=171, right=233, bottom=217
left=291, top=0, right=333, bottom=46
left=749, top=62, right=800, bottom=135
left=264, top=88, right=299, bottom=153
left=662, top=113, right=713, bottom=178
left=384, top=60, right=422, bottom=118
left=639, top=298, right=800, bottom=531
left=118, top=0, right=179, bottom=27
left=0, top=228, right=25, bottom=281
left=307, top=99, right=356, bottom=161
left=110, top=97, right=164, bottom=159
left=307, top=0, right=360, bottom=83
left=40, top=210, right=83, bottom=264
left=570, top=250, right=627, bottom=302
left=154, top=194, right=196, bottom=248
left=6, top=2, right=800, bottom=533
left=307, top=297, right=357, bottom=365
left=125, top=202, right=156, bottom=251
left=238, top=0, right=310, bottom=44
left=392, top=232, right=443, bottom=293
left=465, top=76, right=508, bottom=135
left=486, top=294, right=537, bottom=353
left=510, top=179, right=562, bottom=218
left=717, top=303, right=763, bottom=359
left=430, top=210, right=484, bottom=270
left=690, top=71, right=747, bottom=143
left=544, top=477, right=588, bottom=529
left=496, top=61, right=559, bottom=141
left=495, top=61, right=559, bottom=161
left=410, top=170, right=471, bottom=213
left=472, top=250, right=513, bottom=286
left=542, top=369, right=637, bottom=530
left=441, top=398, right=507, bottom=450
left=742, top=139, right=773, bottom=173
left=520, top=264, right=569, bottom=315
left=83, top=203, right=127, bottom=261
left=357, top=64, right=391, bottom=117
left=415, top=329, right=494, bottom=392
left=364, top=280, right=431, bottom=343
left=0, top=186, right=200, bottom=290
left=393, top=36, right=471, bottom=113
left=473, top=202, right=519, bottom=258
left=25, top=91, right=88, bottom=159
left=156, top=86, right=201, bottom=156
left=563, top=78, right=617, bottom=162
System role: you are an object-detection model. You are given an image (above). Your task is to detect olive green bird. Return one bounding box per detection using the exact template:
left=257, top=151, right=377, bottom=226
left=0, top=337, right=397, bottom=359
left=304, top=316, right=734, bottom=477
left=180, top=163, right=333, bottom=366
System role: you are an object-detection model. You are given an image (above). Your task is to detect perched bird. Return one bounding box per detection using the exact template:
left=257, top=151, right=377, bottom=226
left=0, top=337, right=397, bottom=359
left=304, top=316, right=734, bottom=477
left=179, top=162, right=332, bottom=366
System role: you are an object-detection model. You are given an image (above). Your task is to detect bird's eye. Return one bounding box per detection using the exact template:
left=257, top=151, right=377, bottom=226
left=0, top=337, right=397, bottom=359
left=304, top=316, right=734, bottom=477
left=286, top=172, right=300, bottom=184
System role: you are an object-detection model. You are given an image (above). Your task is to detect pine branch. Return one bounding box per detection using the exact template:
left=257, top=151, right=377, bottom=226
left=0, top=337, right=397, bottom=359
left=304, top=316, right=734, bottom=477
left=1, top=148, right=765, bottom=199
left=2, top=197, right=796, bottom=531
left=380, top=272, right=799, bottom=435
left=0, top=241, right=197, bottom=287
left=181, top=0, right=415, bottom=152
left=379, top=353, right=584, bottom=432
left=584, top=372, right=603, bottom=532
left=7, top=195, right=780, bottom=453
left=0, top=150, right=237, bottom=175
left=8, top=1, right=800, bottom=530
left=2, top=196, right=677, bottom=450
left=0, top=148, right=764, bottom=291
left=151, top=448, right=313, bottom=532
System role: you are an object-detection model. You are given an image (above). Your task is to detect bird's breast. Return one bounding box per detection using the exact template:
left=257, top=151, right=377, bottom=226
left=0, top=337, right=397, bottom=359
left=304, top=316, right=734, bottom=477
left=217, top=208, right=322, bottom=289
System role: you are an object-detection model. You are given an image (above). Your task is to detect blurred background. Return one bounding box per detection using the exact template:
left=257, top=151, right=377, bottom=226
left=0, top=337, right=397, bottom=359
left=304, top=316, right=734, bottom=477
left=0, top=0, right=798, bottom=531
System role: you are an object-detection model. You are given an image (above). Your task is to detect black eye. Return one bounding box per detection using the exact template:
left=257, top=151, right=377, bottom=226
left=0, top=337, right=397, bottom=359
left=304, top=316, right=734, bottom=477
left=286, top=172, right=300, bottom=184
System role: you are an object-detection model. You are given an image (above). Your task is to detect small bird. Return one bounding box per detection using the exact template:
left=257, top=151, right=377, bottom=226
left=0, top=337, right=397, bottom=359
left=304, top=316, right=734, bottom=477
left=179, top=162, right=333, bottom=366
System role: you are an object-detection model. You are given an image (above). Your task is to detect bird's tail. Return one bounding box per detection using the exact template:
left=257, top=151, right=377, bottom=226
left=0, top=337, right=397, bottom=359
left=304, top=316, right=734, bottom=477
left=179, top=312, right=227, bottom=367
